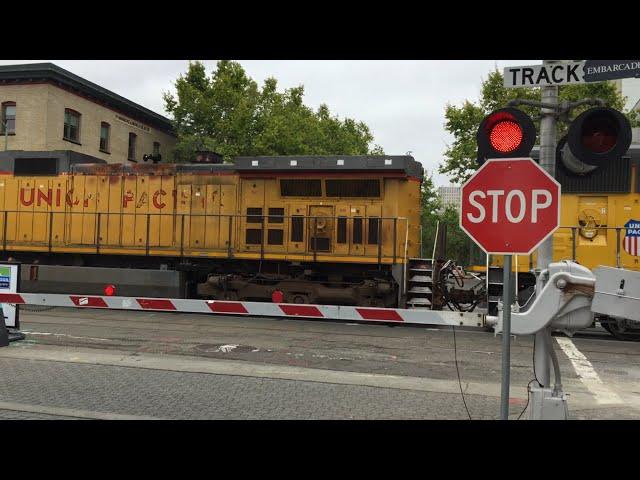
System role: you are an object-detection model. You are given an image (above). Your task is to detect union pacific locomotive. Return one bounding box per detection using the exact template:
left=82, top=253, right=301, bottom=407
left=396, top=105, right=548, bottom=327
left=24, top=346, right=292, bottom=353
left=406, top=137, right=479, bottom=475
left=486, top=143, right=640, bottom=339
left=0, top=153, right=423, bottom=307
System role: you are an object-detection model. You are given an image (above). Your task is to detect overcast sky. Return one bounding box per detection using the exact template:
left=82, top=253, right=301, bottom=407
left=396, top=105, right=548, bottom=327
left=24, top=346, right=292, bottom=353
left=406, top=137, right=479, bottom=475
left=1, top=60, right=543, bottom=186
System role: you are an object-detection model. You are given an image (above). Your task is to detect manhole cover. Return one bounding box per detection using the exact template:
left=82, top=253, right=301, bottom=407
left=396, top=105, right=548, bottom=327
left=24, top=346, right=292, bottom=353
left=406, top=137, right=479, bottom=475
left=195, top=343, right=258, bottom=353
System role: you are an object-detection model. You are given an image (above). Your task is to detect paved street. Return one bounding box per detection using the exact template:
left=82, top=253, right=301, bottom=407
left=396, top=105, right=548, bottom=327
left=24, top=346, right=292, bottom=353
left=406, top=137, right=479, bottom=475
left=0, top=307, right=638, bottom=419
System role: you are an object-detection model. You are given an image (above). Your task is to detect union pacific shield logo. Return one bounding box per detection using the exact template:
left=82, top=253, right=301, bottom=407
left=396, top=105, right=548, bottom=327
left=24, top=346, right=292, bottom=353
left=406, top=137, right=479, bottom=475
left=624, top=219, right=640, bottom=256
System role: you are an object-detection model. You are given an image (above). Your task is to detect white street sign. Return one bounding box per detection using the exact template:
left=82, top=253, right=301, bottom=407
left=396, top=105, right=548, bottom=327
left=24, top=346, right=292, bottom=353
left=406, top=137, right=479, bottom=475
left=504, top=60, right=640, bottom=88
left=504, top=61, right=585, bottom=88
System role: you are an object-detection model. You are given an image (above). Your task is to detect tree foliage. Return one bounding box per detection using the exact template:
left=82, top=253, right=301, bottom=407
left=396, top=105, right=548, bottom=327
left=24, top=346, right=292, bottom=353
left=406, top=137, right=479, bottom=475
left=419, top=172, right=473, bottom=263
left=439, top=69, right=639, bottom=184
left=164, top=61, right=383, bottom=162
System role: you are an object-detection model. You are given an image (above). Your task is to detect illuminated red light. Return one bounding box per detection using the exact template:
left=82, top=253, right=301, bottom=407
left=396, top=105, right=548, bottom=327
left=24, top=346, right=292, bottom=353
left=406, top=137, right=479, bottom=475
left=104, top=284, right=116, bottom=296
left=489, top=120, right=523, bottom=153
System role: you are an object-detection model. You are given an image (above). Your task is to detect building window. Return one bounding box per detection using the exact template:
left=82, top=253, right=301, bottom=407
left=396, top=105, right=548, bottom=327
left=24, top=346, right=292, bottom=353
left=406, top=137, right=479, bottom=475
left=63, top=109, right=81, bottom=142
left=153, top=142, right=160, bottom=156
left=1, top=102, right=16, bottom=134
left=128, top=132, right=137, bottom=161
left=99, top=122, right=110, bottom=153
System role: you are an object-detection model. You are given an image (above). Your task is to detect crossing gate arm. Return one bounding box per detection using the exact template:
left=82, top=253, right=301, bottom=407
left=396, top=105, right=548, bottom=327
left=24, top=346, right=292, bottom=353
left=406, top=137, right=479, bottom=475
left=0, top=292, right=486, bottom=328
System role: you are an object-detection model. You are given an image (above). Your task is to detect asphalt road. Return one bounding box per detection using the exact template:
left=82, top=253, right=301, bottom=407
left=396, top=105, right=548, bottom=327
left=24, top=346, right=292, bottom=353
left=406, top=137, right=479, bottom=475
left=0, top=307, right=638, bottom=420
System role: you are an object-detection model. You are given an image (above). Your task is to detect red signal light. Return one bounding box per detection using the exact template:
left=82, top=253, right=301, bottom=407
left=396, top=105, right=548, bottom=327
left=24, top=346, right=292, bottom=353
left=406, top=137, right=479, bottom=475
left=565, top=107, right=632, bottom=167
left=489, top=120, right=523, bottom=153
left=104, top=284, right=116, bottom=296
left=476, top=107, right=536, bottom=165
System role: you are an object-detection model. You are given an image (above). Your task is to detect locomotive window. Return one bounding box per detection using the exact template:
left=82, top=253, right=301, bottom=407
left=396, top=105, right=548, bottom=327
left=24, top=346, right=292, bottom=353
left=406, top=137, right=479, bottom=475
left=14, top=158, right=58, bottom=176
left=325, top=179, right=380, bottom=198
left=268, top=208, right=284, bottom=223
left=291, top=216, right=304, bottom=242
left=268, top=229, right=284, bottom=245
left=246, top=229, right=263, bottom=245
left=247, top=208, right=263, bottom=223
left=353, top=217, right=363, bottom=244
left=337, top=217, right=347, bottom=244
left=368, top=217, right=380, bottom=245
left=280, top=179, right=322, bottom=197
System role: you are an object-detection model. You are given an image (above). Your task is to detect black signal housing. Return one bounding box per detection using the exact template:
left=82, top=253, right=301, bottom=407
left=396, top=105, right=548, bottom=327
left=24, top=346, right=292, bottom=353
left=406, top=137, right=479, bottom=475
left=566, top=107, right=632, bottom=166
left=476, top=107, right=536, bottom=165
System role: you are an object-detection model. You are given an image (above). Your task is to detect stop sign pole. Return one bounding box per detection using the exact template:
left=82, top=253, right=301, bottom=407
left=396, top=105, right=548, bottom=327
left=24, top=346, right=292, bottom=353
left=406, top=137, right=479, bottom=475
left=460, top=158, right=560, bottom=419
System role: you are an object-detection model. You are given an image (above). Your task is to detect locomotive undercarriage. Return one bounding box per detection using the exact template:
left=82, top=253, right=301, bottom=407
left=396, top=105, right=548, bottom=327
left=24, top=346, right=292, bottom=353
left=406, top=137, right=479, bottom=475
left=6, top=252, right=398, bottom=308
left=195, top=261, right=398, bottom=307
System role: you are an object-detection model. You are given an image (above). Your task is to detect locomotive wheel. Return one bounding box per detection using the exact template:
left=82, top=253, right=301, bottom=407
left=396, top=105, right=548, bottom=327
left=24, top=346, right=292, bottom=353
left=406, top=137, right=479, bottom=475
left=291, top=294, right=309, bottom=304
left=600, top=317, right=640, bottom=341
left=605, top=322, right=640, bottom=341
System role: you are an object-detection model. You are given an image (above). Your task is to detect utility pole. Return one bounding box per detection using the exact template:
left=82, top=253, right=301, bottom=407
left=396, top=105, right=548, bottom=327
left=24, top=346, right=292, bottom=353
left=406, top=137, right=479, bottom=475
left=533, top=60, right=559, bottom=390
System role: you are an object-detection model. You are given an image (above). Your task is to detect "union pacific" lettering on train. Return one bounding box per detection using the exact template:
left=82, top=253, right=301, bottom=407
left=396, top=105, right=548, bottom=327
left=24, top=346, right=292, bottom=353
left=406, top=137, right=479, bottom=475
left=18, top=188, right=181, bottom=209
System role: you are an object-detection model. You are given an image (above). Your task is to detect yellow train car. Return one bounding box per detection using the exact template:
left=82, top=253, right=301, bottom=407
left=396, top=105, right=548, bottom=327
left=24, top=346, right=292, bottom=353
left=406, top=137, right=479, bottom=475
left=490, top=149, right=640, bottom=273
left=0, top=154, right=423, bottom=307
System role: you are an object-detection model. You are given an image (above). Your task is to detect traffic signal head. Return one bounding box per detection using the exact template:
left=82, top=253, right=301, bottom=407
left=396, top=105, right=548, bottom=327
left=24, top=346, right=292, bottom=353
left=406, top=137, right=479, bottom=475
left=565, top=107, right=632, bottom=166
left=476, top=107, right=536, bottom=165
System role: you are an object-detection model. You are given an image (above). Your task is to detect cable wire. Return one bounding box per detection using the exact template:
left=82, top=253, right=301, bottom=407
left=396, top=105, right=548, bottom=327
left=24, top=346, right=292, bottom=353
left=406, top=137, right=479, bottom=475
left=517, top=379, right=537, bottom=420
left=451, top=325, right=472, bottom=420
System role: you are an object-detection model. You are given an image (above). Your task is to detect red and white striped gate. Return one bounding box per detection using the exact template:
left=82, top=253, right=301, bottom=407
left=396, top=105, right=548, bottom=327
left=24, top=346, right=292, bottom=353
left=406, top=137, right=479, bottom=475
left=0, top=292, right=486, bottom=328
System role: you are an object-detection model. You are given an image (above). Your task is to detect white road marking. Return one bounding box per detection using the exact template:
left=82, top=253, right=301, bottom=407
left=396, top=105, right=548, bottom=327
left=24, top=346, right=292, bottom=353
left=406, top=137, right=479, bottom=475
left=555, top=337, right=623, bottom=405
left=22, top=331, right=111, bottom=342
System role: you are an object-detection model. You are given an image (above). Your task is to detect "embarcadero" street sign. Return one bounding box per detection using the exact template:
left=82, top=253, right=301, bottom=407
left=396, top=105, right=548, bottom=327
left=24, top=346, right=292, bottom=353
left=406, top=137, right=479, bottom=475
left=504, top=60, right=640, bottom=88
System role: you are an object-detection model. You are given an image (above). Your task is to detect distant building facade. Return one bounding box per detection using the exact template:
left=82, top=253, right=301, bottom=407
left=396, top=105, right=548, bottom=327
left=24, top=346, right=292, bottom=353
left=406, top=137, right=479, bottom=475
left=438, top=185, right=461, bottom=211
left=0, top=63, right=176, bottom=166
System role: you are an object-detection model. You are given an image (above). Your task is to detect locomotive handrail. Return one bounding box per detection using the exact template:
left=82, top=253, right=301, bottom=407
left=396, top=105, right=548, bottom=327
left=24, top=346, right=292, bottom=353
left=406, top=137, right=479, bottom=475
left=0, top=210, right=410, bottom=267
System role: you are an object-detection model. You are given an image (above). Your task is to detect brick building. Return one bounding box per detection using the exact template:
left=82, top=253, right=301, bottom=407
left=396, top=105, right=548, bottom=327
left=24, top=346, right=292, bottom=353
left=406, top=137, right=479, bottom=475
left=0, top=63, right=176, bottom=168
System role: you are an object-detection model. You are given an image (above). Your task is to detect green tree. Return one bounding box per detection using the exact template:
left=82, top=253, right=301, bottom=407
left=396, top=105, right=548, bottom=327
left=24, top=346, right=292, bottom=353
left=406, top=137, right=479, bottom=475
left=164, top=61, right=383, bottom=162
left=419, top=170, right=441, bottom=258
left=420, top=172, right=480, bottom=264
left=439, top=69, right=640, bottom=184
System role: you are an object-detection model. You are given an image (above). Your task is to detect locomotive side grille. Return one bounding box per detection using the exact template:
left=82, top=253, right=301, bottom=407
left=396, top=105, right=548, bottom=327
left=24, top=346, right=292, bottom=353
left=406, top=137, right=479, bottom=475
left=268, top=208, right=284, bottom=223
left=325, top=179, right=380, bottom=198
left=246, top=207, right=263, bottom=223
left=353, top=217, right=363, bottom=244
left=337, top=217, right=347, bottom=244
left=280, top=179, right=322, bottom=197
left=368, top=217, right=380, bottom=245
left=309, top=237, right=330, bottom=251
left=245, top=229, right=263, bottom=245
left=291, top=216, right=304, bottom=242
left=268, top=229, right=284, bottom=245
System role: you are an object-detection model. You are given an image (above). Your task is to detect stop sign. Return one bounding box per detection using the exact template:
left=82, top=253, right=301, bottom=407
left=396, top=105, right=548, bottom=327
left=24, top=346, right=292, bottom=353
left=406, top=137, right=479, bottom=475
left=460, top=158, right=561, bottom=254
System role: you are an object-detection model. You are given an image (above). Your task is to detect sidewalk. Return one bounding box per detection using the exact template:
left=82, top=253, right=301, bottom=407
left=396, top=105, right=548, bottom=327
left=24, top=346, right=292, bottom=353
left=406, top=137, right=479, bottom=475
left=0, top=343, right=637, bottom=420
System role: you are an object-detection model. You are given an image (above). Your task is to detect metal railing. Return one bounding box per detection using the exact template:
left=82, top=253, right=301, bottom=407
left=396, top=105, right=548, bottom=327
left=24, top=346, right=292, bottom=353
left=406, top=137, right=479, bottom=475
left=485, top=225, right=635, bottom=271
left=0, top=210, right=409, bottom=266
left=558, top=225, right=627, bottom=268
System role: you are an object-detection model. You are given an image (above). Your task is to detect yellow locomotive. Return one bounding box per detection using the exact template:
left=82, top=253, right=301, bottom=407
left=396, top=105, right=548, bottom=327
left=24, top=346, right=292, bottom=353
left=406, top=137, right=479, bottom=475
left=0, top=154, right=422, bottom=307
left=483, top=145, right=640, bottom=339
left=489, top=146, right=640, bottom=273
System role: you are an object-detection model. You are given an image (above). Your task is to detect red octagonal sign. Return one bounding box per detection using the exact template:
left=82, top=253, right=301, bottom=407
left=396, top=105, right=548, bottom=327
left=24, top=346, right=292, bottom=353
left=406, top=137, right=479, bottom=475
left=460, top=158, right=561, bottom=254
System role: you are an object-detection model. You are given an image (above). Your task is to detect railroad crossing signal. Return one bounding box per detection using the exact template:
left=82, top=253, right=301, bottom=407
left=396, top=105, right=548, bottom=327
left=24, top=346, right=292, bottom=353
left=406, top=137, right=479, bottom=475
left=476, top=108, right=536, bottom=165
left=460, top=158, right=561, bottom=255
left=558, top=107, right=632, bottom=175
